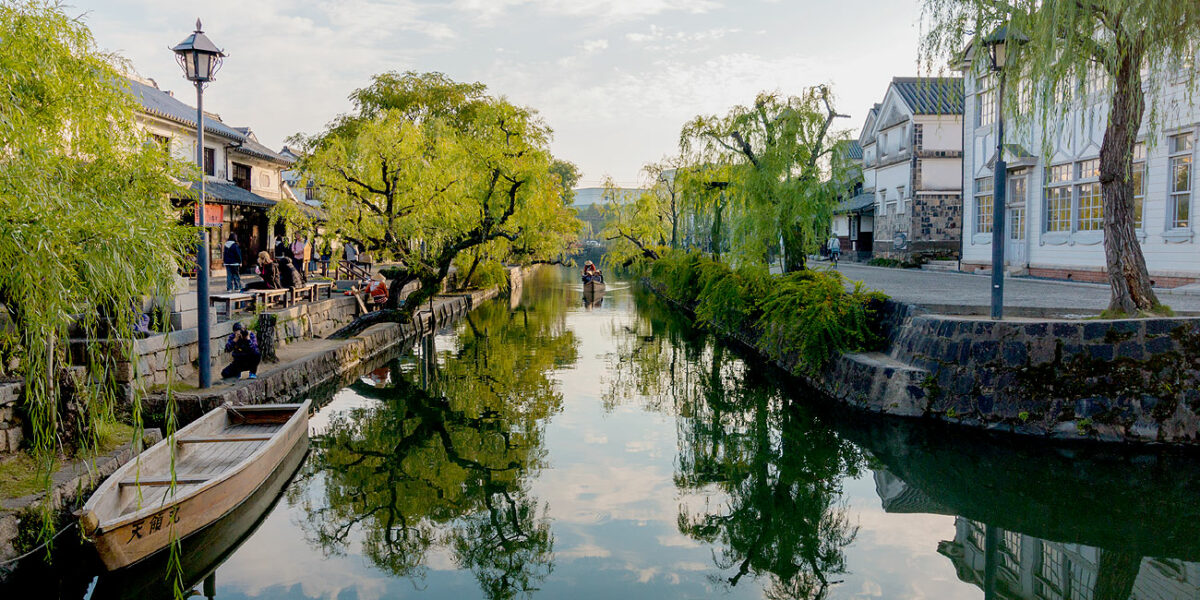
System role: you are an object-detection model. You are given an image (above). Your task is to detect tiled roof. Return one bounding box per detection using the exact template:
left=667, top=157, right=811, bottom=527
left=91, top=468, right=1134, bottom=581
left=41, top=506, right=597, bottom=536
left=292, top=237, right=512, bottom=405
left=835, top=192, right=875, bottom=215
left=125, top=78, right=247, bottom=141
left=191, top=181, right=276, bottom=208
left=891, top=77, right=964, bottom=115
left=232, top=136, right=292, bottom=164
left=841, top=140, right=863, bottom=160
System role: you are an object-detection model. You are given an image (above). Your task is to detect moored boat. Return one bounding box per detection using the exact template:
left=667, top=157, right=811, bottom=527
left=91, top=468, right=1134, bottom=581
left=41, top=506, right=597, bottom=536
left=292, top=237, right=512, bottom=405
left=80, top=401, right=310, bottom=571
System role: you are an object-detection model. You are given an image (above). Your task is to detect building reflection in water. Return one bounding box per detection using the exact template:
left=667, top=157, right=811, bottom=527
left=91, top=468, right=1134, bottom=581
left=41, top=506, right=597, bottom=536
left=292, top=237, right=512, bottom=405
left=874, top=471, right=1200, bottom=600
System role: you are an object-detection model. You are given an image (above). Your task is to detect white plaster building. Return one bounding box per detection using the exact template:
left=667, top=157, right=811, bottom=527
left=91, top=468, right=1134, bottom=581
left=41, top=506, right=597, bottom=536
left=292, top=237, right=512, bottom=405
left=126, top=76, right=296, bottom=272
left=959, top=61, right=1200, bottom=286
left=940, top=517, right=1200, bottom=600
left=858, top=77, right=965, bottom=259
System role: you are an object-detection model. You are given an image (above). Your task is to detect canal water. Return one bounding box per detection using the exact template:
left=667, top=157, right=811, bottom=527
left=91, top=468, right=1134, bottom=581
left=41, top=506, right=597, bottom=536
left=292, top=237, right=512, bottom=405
left=9, top=266, right=1200, bottom=599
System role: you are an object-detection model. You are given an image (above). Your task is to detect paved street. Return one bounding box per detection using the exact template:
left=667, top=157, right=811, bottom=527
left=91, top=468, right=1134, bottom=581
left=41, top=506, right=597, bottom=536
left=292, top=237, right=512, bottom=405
left=833, top=263, right=1200, bottom=314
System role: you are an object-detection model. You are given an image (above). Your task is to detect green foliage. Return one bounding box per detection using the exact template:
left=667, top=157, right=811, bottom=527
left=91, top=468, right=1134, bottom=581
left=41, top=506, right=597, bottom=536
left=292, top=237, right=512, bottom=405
left=867, top=258, right=900, bottom=268
left=756, top=271, right=886, bottom=375
left=292, top=71, right=579, bottom=319
left=694, top=262, right=771, bottom=332
left=679, top=87, right=853, bottom=270
left=0, top=2, right=191, bottom=464
left=548, top=158, right=581, bottom=205
left=646, top=251, right=886, bottom=375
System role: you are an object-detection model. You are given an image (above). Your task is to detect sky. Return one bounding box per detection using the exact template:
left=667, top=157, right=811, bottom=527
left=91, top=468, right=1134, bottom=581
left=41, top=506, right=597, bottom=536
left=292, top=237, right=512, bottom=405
left=75, top=0, right=931, bottom=188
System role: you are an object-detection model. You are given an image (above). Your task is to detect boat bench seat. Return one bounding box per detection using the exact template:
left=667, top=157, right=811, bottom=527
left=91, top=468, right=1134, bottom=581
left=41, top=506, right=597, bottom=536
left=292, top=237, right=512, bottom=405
left=176, top=434, right=274, bottom=444
left=119, top=474, right=210, bottom=487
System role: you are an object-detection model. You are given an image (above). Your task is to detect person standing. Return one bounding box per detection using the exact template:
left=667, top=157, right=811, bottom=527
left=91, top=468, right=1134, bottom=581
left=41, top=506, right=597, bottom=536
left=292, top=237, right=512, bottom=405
left=290, top=234, right=306, bottom=275
left=221, top=322, right=260, bottom=380
left=222, top=234, right=242, bottom=291
left=302, top=235, right=314, bottom=273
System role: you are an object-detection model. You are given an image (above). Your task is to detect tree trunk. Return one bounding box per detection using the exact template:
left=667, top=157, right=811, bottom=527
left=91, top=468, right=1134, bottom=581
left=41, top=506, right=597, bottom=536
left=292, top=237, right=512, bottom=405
left=256, top=313, right=278, bottom=363
left=1101, top=41, right=1160, bottom=315
left=711, top=197, right=724, bottom=261
left=1094, top=550, right=1142, bottom=600
left=460, top=252, right=482, bottom=290
left=781, top=224, right=806, bottom=272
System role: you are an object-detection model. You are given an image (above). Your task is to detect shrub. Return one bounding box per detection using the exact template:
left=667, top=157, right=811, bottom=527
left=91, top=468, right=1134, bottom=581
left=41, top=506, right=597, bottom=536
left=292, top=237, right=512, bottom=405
left=694, top=263, right=771, bottom=332
left=645, top=250, right=886, bottom=376
left=755, top=271, right=885, bottom=374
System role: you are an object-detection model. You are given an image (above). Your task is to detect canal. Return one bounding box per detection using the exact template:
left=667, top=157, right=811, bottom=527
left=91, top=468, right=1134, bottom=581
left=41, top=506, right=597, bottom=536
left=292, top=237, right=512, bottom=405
left=9, top=266, right=1200, bottom=599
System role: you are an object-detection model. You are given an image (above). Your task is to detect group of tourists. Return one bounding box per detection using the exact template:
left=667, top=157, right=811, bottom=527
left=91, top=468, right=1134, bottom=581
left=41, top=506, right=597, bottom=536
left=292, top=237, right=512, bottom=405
left=218, top=233, right=384, bottom=381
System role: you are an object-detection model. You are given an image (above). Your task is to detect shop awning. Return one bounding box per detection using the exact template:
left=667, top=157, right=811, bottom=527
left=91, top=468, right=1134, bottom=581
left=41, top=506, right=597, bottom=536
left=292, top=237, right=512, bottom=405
left=189, top=181, right=277, bottom=209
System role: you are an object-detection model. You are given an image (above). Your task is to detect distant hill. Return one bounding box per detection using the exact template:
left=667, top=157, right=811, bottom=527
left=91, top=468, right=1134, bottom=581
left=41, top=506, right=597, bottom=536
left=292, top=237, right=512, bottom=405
left=572, top=187, right=643, bottom=207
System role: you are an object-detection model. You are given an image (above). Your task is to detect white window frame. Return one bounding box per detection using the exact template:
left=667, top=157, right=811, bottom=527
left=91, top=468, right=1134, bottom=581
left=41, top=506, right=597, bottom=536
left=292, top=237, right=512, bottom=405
left=974, top=176, right=994, bottom=237
left=1075, top=158, right=1102, bottom=232
left=1133, top=142, right=1147, bottom=231
left=1167, top=130, right=1194, bottom=232
left=977, top=81, right=996, bottom=129
left=1044, top=163, right=1073, bottom=235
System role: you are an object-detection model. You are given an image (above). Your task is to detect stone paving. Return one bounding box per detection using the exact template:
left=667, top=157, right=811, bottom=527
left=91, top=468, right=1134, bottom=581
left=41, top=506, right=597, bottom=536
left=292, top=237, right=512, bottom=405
left=833, top=263, right=1200, bottom=314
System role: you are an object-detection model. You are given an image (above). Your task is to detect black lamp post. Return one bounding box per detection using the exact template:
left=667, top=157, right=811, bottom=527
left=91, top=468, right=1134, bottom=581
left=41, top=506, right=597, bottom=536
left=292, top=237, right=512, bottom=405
left=982, top=25, right=1026, bottom=321
left=173, top=20, right=225, bottom=388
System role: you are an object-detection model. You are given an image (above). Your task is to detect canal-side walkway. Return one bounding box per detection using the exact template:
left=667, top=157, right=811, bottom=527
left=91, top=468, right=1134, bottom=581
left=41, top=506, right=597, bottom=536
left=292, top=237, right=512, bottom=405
left=834, top=263, right=1200, bottom=314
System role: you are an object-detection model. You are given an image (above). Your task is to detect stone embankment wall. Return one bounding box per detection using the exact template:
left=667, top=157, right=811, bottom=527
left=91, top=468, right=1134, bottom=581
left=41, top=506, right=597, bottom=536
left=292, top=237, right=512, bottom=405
left=151, top=288, right=498, bottom=423
left=647, top=280, right=1200, bottom=445
left=0, top=384, right=22, bottom=453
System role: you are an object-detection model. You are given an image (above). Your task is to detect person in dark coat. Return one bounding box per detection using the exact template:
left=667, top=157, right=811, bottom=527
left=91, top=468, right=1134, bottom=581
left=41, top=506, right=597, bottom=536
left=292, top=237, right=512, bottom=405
left=221, top=322, right=260, bottom=380
left=279, top=256, right=305, bottom=288
left=222, top=234, right=242, bottom=291
left=274, top=236, right=289, bottom=261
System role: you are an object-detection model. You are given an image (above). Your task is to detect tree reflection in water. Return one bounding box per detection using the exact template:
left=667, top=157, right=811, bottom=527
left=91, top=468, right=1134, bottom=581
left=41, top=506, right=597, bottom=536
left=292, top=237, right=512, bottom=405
left=294, top=287, right=578, bottom=600
left=607, top=287, right=867, bottom=599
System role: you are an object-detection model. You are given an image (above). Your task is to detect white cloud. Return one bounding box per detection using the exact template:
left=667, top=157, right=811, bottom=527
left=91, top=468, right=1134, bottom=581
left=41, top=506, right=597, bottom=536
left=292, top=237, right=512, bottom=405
left=580, top=38, right=610, bottom=55
left=453, top=0, right=720, bottom=23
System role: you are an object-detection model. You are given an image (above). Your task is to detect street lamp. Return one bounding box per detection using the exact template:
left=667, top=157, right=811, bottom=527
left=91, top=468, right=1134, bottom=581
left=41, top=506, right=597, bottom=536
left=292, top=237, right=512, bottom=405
left=174, top=19, right=226, bottom=388
left=982, top=25, right=1027, bottom=321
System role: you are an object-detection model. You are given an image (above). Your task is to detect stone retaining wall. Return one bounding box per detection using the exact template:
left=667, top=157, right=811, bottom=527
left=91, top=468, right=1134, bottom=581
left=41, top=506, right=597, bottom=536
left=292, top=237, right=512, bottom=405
left=149, top=289, right=496, bottom=423
left=0, top=384, right=22, bottom=453
left=647, top=279, right=1200, bottom=446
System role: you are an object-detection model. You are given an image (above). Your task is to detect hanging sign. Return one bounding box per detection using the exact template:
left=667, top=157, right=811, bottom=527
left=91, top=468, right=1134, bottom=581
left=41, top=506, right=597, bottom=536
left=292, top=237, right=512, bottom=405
left=194, top=203, right=224, bottom=227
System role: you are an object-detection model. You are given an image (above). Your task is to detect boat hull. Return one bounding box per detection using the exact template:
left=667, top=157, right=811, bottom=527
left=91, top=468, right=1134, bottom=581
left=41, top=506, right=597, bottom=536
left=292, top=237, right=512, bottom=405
left=583, top=281, right=605, bottom=294
left=83, top=402, right=309, bottom=571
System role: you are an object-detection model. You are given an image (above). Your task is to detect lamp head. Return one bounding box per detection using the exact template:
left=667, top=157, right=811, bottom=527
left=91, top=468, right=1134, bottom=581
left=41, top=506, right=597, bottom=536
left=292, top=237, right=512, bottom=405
left=172, top=19, right=225, bottom=83
left=982, top=25, right=1028, bottom=72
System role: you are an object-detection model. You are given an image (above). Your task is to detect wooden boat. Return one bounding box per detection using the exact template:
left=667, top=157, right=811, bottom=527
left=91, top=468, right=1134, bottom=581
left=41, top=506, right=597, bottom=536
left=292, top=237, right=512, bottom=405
left=583, top=279, right=605, bottom=294
left=80, top=401, right=311, bottom=571
left=88, top=430, right=309, bottom=599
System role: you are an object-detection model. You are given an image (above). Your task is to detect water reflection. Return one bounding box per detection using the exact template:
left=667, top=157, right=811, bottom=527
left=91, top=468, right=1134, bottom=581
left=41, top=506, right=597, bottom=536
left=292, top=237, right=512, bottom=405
left=606, top=286, right=867, bottom=599
left=611, top=286, right=1200, bottom=600
left=294, top=280, right=578, bottom=599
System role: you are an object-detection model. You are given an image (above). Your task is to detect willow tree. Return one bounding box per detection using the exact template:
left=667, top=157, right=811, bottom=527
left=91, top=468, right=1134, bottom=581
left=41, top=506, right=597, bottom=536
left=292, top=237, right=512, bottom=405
left=293, top=72, right=578, bottom=335
left=0, top=3, right=191, bottom=461
left=680, top=87, right=852, bottom=271
left=922, top=2, right=1200, bottom=315
left=599, top=177, right=665, bottom=265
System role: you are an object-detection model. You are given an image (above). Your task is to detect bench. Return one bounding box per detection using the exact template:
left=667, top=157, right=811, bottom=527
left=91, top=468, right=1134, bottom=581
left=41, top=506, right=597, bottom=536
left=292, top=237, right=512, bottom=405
left=251, top=288, right=291, bottom=310
left=176, top=434, right=273, bottom=444
left=292, top=283, right=317, bottom=303
left=119, top=474, right=210, bottom=487
left=210, top=293, right=255, bottom=321
left=310, top=281, right=333, bottom=300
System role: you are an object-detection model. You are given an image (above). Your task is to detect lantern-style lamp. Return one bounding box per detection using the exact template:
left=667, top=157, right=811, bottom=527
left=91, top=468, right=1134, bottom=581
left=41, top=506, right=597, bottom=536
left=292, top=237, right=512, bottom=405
left=172, top=20, right=225, bottom=83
